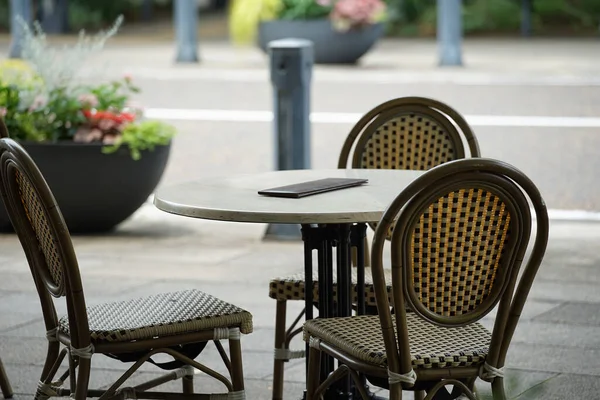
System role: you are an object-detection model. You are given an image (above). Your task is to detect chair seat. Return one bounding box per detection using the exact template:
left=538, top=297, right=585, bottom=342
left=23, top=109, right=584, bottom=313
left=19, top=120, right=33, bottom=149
left=304, top=313, right=490, bottom=369
left=59, top=289, right=253, bottom=343
left=269, top=268, right=393, bottom=306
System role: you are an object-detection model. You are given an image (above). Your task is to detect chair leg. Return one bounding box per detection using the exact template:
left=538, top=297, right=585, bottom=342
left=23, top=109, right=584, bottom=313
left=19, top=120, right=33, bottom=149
left=389, top=383, right=403, bottom=400
left=182, top=373, right=194, bottom=394
left=272, top=300, right=287, bottom=400
left=229, top=331, right=245, bottom=394
left=39, top=341, right=61, bottom=384
left=73, top=358, right=91, bottom=400
left=414, top=390, right=425, bottom=400
left=306, top=346, right=321, bottom=400
left=0, top=357, right=13, bottom=399
left=491, top=377, right=506, bottom=400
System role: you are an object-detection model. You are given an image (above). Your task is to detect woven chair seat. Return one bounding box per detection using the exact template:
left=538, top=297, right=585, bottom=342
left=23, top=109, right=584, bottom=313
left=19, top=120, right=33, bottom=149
left=59, top=289, right=253, bottom=342
left=269, top=268, right=393, bottom=306
left=304, top=313, right=491, bottom=369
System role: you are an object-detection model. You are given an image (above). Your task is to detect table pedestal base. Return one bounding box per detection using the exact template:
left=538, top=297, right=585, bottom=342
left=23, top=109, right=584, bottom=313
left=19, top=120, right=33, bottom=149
left=301, top=223, right=372, bottom=400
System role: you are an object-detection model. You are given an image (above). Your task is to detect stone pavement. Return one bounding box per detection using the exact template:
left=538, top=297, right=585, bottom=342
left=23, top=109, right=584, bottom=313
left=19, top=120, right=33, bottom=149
left=1, top=28, right=600, bottom=399
left=1, top=201, right=600, bottom=399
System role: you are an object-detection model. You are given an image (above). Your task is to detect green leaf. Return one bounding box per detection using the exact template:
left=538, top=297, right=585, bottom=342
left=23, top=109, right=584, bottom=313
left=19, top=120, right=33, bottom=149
left=101, top=120, right=176, bottom=160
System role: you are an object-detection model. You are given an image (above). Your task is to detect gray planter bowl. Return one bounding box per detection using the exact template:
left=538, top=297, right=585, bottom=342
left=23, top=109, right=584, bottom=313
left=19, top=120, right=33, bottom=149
left=0, top=141, right=171, bottom=233
left=258, top=19, right=384, bottom=64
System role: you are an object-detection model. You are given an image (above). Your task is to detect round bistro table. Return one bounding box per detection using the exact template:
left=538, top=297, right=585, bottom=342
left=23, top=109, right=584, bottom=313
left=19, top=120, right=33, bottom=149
left=154, top=168, right=425, bottom=399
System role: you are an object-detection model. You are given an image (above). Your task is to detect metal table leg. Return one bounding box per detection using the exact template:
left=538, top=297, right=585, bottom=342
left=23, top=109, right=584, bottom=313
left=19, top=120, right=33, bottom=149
left=301, top=223, right=372, bottom=400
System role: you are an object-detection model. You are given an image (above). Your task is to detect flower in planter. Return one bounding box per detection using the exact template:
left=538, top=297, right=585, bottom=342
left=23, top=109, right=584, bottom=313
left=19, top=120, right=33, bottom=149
left=0, top=17, right=175, bottom=160
left=330, top=0, right=387, bottom=32
left=230, top=0, right=387, bottom=44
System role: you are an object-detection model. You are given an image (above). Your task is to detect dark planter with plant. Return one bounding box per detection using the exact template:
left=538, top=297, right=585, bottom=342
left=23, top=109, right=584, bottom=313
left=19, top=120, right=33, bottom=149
left=258, top=19, right=384, bottom=64
left=230, top=0, right=387, bottom=64
left=0, top=17, right=175, bottom=233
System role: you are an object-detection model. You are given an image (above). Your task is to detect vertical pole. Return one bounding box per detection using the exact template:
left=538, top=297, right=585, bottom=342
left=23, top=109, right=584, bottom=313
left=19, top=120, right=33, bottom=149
left=437, top=0, right=463, bottom=66
left=142, top=0, right=154, bottom=21
left=521, top=0, right=532, bottom=37
left=40, top=0, right=69, bottom=34
left=263, top=39, right=314, bottom=241
left=9, top=0, right=32, bottom=59
left=174, top=0, right=199, bottom=63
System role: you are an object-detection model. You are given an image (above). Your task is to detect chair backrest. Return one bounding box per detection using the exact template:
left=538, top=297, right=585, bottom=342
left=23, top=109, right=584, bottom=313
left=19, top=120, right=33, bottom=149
left=370, top=158, right=548, bottom=378
left=0, top=137, right=90, bottom=350
left=337, top=96, right=480, bottom=170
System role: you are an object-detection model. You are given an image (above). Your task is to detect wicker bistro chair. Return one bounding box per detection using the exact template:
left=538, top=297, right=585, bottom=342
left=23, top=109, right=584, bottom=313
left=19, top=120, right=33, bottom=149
left=0, top=357, right=13, bottom=399
left=269, top=97, right=480, bottom=399
left=0, top=138, right=253, bottom=400
left=303, top=158, right=549, bottom=400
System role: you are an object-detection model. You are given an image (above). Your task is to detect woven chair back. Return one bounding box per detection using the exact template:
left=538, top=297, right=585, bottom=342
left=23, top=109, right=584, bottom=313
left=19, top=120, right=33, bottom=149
left=395, top=176, right=527, bottom=326
left=0, top=138, right=89, bottom=348
left=370, top=158, right=549, bottom=375
left=338, top=96, right=480, bottom=170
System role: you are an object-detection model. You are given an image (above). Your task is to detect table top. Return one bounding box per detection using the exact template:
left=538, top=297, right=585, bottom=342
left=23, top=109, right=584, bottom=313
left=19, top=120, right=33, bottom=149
left=154, top=169, right=425, bottom=224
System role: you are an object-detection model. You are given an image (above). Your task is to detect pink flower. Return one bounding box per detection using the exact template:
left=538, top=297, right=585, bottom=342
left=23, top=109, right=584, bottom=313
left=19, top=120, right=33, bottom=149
left=98, top=118, right=118, bottom=131
left=73, top=127, right=103, bottom=143
left=330, top=0, right=386, bottom=30
left=123, top=73, right=133, bottom=83
left=28, top=95, right=47, bottom=112
left=317, top=0, right=332, bottom=6
left=0, top=108, right=7, bottom=118
left=78, top=93, right=98, bottom=108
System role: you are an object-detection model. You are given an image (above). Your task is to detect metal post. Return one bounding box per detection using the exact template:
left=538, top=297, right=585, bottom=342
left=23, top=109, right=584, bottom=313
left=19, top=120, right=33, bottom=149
left=40, top=0, right=69, bottom=34
left=9, top=0, right=32, bottom=59
left=521, top=0, right=532, bottom=37
left=141, top=0, right=154, bottom=21
left=264, top=39, right=314, bottom=241
left=437, top=0, right=463, bottom=66
left=174, top=0, right=199, bottom=63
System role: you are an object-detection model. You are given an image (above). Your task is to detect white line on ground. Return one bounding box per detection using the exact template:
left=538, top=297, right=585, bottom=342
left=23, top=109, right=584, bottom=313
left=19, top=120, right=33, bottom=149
left=125, top=68, right=600, bottom=87
left=145, top=108, right=600, bottom=128
left=547, top=209, right=600, bottom=222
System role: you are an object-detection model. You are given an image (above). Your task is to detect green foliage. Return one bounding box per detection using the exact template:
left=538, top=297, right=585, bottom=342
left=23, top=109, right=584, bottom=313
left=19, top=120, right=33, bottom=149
left=89, top=78, right=140, bottom=112
left=463, top=0, right=521, bottom=32
left=278, top=0, right=331, bottom=20
left=416, top=0, right=521, bottom=34
left=69, top=0, right=134, bottom=30
left=399, top=0, right=435, bottom=23
left=69, top=3, right=105, bottom=31
left=385, top=0, right=600, bottom=35
left=533, top=0, right=597, bottom=28
left=0, top=1, right=9, bottom=30
left=0, top=17, right=175, bottom=160
left=102, top=120, right=176, bottom=160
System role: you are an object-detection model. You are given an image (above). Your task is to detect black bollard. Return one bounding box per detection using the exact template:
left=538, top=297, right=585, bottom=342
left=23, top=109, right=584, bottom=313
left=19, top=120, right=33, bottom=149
left=263, top=39, right=314, bottom=241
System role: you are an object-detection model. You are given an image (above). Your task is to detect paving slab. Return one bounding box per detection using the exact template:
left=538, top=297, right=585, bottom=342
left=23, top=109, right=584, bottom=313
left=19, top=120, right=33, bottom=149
left=534, top=302, right=600, bottom=326
left=522, top=373, right=600, bottom=400
left=1, top=33, right=600, bottom=397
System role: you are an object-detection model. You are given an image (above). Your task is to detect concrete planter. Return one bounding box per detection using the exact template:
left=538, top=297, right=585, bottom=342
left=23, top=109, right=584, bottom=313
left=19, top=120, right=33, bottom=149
left=0, top=141, right=171, bottom=233
left=258, top=19, right=384, bottom=64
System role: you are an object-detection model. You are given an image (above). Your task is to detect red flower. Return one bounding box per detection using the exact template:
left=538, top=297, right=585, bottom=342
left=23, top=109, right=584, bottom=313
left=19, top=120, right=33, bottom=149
left=82, top=109, right=136, bottom=124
